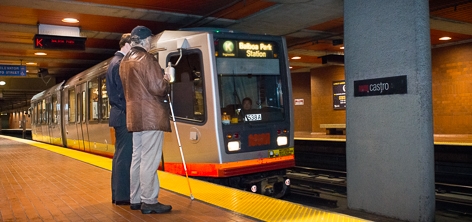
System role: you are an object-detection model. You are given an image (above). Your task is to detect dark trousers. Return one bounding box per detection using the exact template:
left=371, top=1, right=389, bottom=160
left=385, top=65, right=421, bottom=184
left=111, top=125, right=133, bottom=202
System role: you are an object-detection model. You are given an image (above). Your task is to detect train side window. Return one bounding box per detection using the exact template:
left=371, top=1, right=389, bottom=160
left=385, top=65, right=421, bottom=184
left=168, top=50, right=205, bottom=123
left=46, top=100, right=52, bottom=125
left=100, top=77, right=110, bottom=120
left=37, top=102, right=41, bottom=124
left=41, top=99, right=46, bottom=125
left=52, top=94, right=58, bottom=124
left=35, top=102, right=39, bottom=124
left=88, top=79, right=99, bottom=121
left=69, top=88, right=76, bottom=123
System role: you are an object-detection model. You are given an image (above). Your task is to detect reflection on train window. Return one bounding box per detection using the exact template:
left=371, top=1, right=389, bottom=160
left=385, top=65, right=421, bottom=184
left=35, top=101, right=41, bottom=124
left=100, top=77, right=110, bottom=120
left=47, top=101, right=52, bottom=124
left=88, top=79, right=99, bottom=121
left=217, top=57, right=285, bottom=123
left=168, top=50, right=204, bottom=123
left=41, top=99, right=46, bottom=124
left=69, top=88, right=76, bottom=123
left=52, top=94, right=58, bottom=124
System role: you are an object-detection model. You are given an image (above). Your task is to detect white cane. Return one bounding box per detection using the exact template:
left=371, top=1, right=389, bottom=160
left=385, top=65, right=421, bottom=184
left=167, top=93, right=195, bottom=200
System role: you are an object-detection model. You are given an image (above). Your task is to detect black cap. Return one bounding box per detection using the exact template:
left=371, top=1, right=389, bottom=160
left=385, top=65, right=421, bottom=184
left=131, top=26, right=152, bottom=40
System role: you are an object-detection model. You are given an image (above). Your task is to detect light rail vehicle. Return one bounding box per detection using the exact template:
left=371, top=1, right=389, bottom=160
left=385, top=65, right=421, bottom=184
left=30, top=29, right=295, bottom=197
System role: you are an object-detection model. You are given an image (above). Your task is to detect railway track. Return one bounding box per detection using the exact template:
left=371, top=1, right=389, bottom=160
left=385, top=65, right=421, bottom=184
left=287, top=166, right=472, bottom=216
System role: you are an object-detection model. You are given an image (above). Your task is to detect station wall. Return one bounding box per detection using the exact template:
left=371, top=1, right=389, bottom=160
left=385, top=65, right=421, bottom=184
left=291, top=41, right=472, bottom=134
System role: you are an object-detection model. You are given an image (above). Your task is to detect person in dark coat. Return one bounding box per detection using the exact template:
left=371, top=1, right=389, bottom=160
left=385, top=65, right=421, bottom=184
left=119, top=26, right=172, bottom=214
left=105, top=33, right=133, bottom=206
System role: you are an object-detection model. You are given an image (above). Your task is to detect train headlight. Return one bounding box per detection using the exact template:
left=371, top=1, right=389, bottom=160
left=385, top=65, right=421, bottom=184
left=277, top=136, right=287, bottom=146
left=250, top=185, right=258, bottom=193
left=285, top=178, right=291, bottom=186
left=228, top=141, right=241, bottom=151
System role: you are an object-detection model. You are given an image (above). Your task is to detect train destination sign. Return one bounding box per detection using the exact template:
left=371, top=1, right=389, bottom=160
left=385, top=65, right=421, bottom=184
left=218, top=39, right=275, bottom=58
left=33, top=34, right=87, bottom=50
left=0, top=65, right=26, bottom=76
left=354, top=75, right=407, bottom=97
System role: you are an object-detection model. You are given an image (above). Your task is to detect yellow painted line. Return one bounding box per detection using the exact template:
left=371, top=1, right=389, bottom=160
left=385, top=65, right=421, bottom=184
left=3, top=135, right=369, bottom=222
left=2, top=135, right=112, bottom=170
left=434, top=141, right=472, bottom=146
left=295, top=137, right=346, bottom=142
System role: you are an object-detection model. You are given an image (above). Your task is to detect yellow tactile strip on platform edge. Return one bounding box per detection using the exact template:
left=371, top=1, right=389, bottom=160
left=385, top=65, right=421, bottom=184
left=3, top=135, right=369, bottom=222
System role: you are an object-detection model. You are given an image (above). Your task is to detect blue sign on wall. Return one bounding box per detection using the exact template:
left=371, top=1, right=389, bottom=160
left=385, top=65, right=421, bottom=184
left=0, top=65, right=27, bottom=76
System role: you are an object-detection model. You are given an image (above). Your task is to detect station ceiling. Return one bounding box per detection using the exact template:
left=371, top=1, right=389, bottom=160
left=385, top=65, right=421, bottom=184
left=0, top=0, right=471, bottom=112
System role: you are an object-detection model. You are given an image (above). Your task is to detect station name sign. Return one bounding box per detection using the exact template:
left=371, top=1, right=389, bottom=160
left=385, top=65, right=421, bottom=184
left=218, top=39, right=275, bottom=58
left=354, top=75, right=407, bottom=97
left=33, top=34, right=86, bottom=50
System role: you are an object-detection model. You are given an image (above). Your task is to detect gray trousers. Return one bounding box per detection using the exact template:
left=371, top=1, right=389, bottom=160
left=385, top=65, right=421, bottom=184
left=130, top=130, right=163, bottom=204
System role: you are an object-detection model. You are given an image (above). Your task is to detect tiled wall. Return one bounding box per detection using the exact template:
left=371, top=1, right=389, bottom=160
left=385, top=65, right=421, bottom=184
left=309, top=66, right=346, bottom=133
left=291, top=42, right=472, bottom=134
left=291, top=72, right=312, bottom=132
left=432, top=42, right=472, bottom=134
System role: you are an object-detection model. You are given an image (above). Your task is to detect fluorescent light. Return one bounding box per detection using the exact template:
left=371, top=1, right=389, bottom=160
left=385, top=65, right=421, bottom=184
left=439, top=37, right=451, bottom=41
left=62, top=18, right=79, bottom=23
left=291, top=56, right=301, bottom=60
left=340, top=46, right=345, bottom=49
left=35, top=52, right=47, bottom=56
left=0, top=81, right=6, bottom=86
left=26, top=62, right=37, bottom=65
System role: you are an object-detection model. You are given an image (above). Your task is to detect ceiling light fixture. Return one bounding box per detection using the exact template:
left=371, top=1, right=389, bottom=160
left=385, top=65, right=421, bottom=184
left=291, top=56, right=301, bottom=60
left=26, top=62, right=37, bottom=65
left=35, top=52, right=47, bottom=56
left=340, top=46, right=345, bottom=49
left=439, top=36, right=451, bottom=41
left=0, top=81, right=6, bottom=86
left=289, top=66, right=293, bottom=69
left=62, top=18, right=79, bottom=23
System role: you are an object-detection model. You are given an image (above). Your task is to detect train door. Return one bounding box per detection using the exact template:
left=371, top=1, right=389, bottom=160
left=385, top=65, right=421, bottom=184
left=65, top=87, right=80, bottom=149
left=40, top=98, right=50, bottom=143
left=76, top=83, right=90, bottom=152
left=48, top=92, right=62, bottom=146
left=45, top=97, right=53, bottom=144
left=35, top=100, right=45, bottom=142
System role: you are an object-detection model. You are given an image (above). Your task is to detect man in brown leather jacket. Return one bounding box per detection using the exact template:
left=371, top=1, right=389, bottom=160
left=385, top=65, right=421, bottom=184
left=119, top=26, right=172, bottom=214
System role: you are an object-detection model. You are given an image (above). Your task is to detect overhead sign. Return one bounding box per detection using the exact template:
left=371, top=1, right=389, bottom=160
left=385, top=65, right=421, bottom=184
left=33, top=34, right=86, bottom=50
left=0, top=65, right=26, bottom=76
left=333, top=80, right=346, bottom=109
left=354, top=75, right=407, bottom=97
left=217, top=39, right=275, bottom=58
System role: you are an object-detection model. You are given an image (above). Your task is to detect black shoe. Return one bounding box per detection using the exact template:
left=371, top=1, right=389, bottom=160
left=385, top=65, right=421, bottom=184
left=130, top=203, right=141, bottom=210
left=141, top=202, right=172, bottom=214
left=115, top=200, right=130, bottom=205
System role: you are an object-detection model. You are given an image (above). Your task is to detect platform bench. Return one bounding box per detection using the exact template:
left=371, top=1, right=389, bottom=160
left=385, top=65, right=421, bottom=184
left=319, top=124, right=346, bottom=135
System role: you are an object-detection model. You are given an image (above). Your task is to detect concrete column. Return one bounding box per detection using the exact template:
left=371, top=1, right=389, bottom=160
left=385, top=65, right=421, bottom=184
left=344, top=0, right=435, bottom=221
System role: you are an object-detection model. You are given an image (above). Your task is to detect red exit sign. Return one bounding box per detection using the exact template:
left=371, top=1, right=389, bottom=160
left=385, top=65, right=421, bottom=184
left=33, top=34, right=86, bottom=50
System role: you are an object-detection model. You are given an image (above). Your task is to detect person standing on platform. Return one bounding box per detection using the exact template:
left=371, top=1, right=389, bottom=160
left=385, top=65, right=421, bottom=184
left=105, top=33, right=133, bottom=206
left=119, top=26, right=172, bottom=214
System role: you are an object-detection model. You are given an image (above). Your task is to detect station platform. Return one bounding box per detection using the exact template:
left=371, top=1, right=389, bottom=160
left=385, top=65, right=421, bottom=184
left=0, top=135, right=369, bottom=222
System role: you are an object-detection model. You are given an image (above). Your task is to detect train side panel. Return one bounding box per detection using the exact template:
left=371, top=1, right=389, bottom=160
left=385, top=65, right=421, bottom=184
left=157, top=32, right=223, bottom=166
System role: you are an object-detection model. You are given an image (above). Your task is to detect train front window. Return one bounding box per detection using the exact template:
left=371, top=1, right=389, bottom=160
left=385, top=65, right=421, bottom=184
left=216, top=59, right=284, bottom=123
